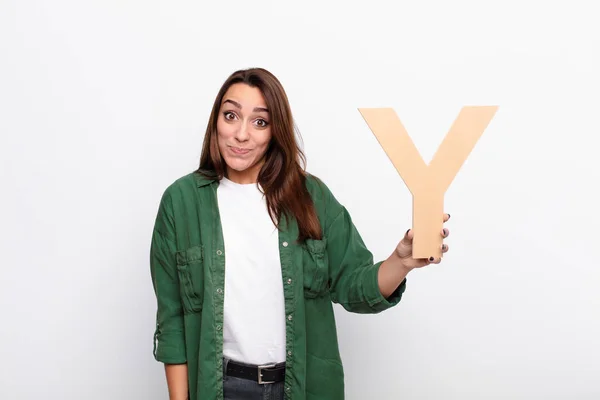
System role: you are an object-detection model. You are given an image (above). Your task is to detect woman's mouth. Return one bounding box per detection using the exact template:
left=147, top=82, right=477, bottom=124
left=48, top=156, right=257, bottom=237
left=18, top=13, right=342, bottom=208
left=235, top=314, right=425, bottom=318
left=230, top=146, right=251, bottom=155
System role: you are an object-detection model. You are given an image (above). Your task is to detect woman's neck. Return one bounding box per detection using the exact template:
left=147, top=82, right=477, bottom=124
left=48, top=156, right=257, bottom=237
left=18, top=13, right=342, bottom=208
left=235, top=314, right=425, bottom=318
left=225, top=166, right=260, bottom=185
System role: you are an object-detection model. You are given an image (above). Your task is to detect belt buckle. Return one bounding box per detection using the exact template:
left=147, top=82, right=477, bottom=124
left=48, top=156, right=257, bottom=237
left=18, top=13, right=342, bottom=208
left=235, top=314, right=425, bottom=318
left=257, top=363, right=277, bottom=384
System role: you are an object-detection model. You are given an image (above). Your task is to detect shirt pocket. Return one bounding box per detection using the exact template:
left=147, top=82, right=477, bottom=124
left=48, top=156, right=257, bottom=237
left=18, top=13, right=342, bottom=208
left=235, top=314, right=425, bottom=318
left=302, top=238, right=330, bottom=298
left=175, top=245, right=204, bottom=314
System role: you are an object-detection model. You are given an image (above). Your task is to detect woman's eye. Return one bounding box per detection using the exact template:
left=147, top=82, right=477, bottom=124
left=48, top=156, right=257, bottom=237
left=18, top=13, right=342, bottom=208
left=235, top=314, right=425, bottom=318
left=223, top=111, right=236, bottom=120
left=255, top=119, right=268, bottom=127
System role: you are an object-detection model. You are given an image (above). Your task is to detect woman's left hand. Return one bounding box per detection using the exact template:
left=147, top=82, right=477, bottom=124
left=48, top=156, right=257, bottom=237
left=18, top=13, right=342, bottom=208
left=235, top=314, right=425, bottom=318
left=395, top=213, right=451, bottom=270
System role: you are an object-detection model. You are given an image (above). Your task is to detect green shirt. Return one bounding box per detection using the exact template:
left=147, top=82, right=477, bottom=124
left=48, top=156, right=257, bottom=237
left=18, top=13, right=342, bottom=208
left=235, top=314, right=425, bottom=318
left=150, top=171, right=407, bottom=400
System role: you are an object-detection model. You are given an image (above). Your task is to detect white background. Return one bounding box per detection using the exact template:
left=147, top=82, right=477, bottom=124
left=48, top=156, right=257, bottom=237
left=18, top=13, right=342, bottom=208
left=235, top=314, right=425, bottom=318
left=1, top=0, right=599, bottom=399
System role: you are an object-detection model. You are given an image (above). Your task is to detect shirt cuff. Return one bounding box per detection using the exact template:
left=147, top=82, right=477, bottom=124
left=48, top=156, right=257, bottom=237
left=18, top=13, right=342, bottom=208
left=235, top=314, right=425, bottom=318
left=366, top=261, right=407, bottom=313
left=154, top=329, right=187, bottom=364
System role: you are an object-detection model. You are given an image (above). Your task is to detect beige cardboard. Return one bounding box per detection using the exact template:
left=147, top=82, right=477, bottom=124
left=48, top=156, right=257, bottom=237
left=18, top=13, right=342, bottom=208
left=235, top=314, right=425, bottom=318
left=358, top=106, right=498, bottom=259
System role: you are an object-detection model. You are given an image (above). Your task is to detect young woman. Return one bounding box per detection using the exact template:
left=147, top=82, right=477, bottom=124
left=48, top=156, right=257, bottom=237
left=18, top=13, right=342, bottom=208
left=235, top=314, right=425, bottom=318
left=150, top=68, right=450, bottom=400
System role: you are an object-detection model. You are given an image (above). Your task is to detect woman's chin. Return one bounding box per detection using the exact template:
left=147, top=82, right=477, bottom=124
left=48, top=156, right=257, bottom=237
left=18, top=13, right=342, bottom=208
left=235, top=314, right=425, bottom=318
left=227, top=163, right=250, bottom=172
left=223, top=154, right=266, bottom=176
left=224, top=159, right=254, bottom=173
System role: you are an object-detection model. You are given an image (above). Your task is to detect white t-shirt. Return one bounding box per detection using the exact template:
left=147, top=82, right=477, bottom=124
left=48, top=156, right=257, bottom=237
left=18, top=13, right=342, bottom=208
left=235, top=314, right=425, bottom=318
left=217, top=177, right=287, bottom=365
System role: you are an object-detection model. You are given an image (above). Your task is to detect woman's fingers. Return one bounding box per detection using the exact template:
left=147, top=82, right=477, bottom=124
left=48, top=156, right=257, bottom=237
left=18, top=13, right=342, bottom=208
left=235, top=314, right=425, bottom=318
left=400, top=219, right=449, bottom=267
left=413, top=258, right=431, bottom=268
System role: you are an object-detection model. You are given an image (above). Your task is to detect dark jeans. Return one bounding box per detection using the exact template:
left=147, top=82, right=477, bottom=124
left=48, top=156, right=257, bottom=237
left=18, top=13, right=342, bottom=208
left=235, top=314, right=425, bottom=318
left=223, top=357, right=285, bottom=400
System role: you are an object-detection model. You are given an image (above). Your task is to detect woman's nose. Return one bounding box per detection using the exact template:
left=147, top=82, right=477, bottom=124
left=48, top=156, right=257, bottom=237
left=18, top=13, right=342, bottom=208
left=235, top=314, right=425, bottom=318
left=235, top=121, right=250, bottom=141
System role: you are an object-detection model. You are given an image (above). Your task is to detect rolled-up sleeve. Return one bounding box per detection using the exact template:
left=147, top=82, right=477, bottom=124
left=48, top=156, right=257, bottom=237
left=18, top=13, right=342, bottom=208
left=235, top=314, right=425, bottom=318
left=322, top=189, right=406, bottom=314
left=150, top=192, right=187, bottom=364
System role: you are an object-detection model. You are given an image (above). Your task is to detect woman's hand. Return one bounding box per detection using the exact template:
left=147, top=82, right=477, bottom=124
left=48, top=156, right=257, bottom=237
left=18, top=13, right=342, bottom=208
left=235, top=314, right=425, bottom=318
left=377, top=213, right=451, bottom=298
left=395, top=213, right=451, bottom=271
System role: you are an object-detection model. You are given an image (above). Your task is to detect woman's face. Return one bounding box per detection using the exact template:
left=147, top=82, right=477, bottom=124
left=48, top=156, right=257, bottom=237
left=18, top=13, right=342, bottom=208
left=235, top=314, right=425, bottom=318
left=216, top=83, right=272, bottom=183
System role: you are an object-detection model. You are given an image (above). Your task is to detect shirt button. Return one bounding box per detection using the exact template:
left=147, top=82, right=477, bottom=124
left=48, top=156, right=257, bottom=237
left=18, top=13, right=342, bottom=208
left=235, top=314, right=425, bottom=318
left=216, top=288, right=223, bottom=294
left=216, top=325, right=221, bottom=331
left=287, top=314, right=293, bottom=321
left=282, top=241, right=288, bottom=247
left=216, top=250, right=223, bottom=255
left=287, top=278, right=292, bottom=285
left=288, top=351, right=292, bottom=356
left=285, top=387, right=290, bottom=392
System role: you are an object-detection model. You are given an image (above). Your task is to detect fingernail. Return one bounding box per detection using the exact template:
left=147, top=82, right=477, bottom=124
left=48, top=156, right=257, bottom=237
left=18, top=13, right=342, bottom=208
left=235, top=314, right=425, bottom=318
left=442, top=244, right=446, bottom=250
left=429, top=256, right=434, bottom=261
left=406, top=229, right=410, bottom=235
left=448, top=213, right=451, bottom=219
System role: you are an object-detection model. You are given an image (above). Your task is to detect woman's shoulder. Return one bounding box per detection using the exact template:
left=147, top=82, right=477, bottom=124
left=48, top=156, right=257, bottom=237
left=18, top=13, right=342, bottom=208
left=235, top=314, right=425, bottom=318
left=304, top=172, right=328, bottom=198
left=304, top=173, right=343, bottom=214
left=159, top=170, right=215, bottom=200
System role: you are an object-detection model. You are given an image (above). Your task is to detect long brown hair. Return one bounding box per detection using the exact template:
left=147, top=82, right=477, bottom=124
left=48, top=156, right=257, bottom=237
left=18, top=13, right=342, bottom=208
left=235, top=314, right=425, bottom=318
left=196, top=68, right=322, bottom=242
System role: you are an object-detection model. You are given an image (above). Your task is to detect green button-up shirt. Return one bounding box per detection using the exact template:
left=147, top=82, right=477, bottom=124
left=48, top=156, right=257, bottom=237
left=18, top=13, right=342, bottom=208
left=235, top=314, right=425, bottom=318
left=150, top=171, right=407, bottom=400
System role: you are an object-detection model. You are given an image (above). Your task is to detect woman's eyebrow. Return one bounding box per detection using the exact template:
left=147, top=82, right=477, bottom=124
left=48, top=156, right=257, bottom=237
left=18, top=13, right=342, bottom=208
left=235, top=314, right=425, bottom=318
left=223, top=99, right=269, bottom=113
left=223, top=99, right=242, bottom=109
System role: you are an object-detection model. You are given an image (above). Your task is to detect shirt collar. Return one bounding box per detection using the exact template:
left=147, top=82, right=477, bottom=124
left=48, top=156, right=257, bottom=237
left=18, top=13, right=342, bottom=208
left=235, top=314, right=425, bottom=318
left=194, top=170, right=217, bottom=187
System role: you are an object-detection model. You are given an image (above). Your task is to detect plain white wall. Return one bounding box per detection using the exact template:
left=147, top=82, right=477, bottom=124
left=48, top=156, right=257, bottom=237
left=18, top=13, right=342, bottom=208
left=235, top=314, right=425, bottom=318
left=1, top=0, right=599, bottom=399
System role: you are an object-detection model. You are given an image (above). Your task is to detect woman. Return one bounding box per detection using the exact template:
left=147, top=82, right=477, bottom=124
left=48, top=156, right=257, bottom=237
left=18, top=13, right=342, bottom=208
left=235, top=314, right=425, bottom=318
left=150, top=68, right=450, bottom=400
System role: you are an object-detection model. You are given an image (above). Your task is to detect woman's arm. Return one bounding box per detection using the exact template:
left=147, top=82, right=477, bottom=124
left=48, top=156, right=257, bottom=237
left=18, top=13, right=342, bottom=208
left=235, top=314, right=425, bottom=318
left=377, top=252, right=411, bottom=299
left=165, top=364, right=189, bottom=400
left=314, top=175, right=451, bottom=312
left=150, top=189, right=189, bottom=394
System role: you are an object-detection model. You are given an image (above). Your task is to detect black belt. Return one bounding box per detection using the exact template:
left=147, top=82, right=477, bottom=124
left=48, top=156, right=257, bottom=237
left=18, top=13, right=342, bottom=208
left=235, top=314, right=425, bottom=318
left=226, top=359, right=286, bottom=384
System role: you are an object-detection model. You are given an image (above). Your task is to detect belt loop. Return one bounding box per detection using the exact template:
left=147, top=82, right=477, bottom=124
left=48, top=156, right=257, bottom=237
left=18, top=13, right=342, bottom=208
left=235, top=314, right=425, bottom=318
left=223, top=357, right=229, bottom=375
